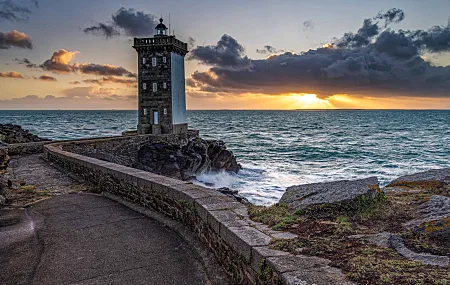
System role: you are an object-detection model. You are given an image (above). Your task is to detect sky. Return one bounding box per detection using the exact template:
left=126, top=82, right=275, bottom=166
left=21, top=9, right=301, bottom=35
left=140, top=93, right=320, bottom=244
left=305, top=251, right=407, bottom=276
left=0, top=0, right=449, bottom=110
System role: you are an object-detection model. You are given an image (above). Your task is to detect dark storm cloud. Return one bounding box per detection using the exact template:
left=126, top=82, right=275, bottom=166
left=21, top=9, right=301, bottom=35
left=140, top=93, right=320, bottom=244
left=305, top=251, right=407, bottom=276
left=187, top=8, right=450, bottom=99
left=335, top=8, right=406, bottom=49
left=303, top=20, right=315, bottom=30
left=374, top=8, right=405, bottom=27
left=0, top=0, right=37, bottom=22
left=188, top=34, right=251, bottom=69
left=256, top=45, right=285, bottom=54
left=0, top=30, right=33, bottom=49
left=84, top=7, right=158, bottom=38
left=83, top=23, right=120, bottom=38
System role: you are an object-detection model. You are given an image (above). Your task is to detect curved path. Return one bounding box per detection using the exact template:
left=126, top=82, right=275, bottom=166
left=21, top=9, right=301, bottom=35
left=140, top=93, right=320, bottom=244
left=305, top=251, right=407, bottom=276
left=0, top=155, right=211, bottom=285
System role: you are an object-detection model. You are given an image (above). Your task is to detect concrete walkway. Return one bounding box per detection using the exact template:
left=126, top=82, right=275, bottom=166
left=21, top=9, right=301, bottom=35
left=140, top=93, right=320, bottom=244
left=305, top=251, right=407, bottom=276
left=0, top=155, right=212, bottom=285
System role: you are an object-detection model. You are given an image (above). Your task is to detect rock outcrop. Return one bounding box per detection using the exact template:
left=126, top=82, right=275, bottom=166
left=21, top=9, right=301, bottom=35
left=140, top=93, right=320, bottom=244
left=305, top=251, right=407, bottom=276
left=404, top=195, right=450, bottom=236
left=136, top=138, right=241, bottom=180
left=0, top=124, right=50, bottom=144
left=0, top=147, right=9, bottom=171
left=387, top=168, right=450, bottom=188
left=362, top=232, right=449, bottom=267
left=280, top=177, right=381, bottom=212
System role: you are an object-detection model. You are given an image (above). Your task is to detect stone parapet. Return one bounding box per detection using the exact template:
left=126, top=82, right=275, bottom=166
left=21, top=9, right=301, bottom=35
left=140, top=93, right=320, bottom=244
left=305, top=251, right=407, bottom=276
left=43, top=140, right=352, bottom=285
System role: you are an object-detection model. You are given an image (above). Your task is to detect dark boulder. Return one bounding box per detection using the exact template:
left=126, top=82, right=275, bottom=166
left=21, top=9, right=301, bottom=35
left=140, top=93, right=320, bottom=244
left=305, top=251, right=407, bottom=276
left=0, top=124, right=50, bottom=144
left=136, top=138, right=241, bottom=180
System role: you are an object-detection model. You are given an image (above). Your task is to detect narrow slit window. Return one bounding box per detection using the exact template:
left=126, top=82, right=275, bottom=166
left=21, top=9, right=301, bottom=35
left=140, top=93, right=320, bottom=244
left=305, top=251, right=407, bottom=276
left=142, top=57, right=146, bottom=64
left=142, top=83, right=146, bottom=90
left=163, top=57, right=167, bottom=63
left=163, top=82, right=167, bottom=89
left=152, top=57, right=157, bottom=67
left=153, top=83, right=157, bottom=92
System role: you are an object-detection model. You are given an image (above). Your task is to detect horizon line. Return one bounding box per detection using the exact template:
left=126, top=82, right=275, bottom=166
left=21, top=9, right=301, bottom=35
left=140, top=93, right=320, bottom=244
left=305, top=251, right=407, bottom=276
left=1, top=109, right=450, bottom=111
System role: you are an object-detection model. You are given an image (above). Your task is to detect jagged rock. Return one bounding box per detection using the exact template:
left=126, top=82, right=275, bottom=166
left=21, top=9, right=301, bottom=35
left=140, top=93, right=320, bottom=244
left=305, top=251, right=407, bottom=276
left=0, top=195, right=5, bottom=206
left=387, top=168, right=450, bottom=188
left=0, top=124, right=50, bottom=144
left=136, top=138, right=241, bottom=180
left=0, top=147, right=9, bottom=171
left=217, top=187, right=249, bottom=204
left=280, top=177, right=381, bottom=212
left=404, top=195, right=450, bottom=236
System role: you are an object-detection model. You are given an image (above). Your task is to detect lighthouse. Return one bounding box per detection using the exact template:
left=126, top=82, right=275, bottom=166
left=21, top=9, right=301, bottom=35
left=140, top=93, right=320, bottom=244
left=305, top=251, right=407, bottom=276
left=133, top=18, right=189, bottom=135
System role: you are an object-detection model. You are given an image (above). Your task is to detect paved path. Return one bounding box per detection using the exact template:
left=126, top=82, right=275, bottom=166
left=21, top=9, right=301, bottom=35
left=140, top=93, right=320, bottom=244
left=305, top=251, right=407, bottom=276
left=0, top=155, right=211, bottom=285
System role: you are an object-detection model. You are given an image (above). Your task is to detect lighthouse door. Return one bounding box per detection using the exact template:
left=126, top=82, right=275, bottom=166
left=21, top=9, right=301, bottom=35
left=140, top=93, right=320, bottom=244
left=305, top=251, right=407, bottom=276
left=153, top=111, right=159, bottom=125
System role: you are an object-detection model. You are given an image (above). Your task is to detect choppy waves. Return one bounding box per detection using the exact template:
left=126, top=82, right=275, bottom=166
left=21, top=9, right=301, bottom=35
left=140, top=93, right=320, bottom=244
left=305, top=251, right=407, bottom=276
left=1, top=110, right=449, bottom=205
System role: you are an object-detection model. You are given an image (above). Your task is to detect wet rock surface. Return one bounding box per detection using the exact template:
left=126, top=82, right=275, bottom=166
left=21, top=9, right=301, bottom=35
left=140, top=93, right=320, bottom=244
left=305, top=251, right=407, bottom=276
left=136, top=138, right=241, bottom=180
left=0, top=124, right=50, bottom=144
left=280, top=177, right=380, bottom=211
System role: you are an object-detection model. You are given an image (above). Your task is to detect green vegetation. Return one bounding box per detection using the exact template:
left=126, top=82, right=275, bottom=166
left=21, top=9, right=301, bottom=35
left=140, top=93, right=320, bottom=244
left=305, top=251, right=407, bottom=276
left=247, top=186, right=450, bottom=285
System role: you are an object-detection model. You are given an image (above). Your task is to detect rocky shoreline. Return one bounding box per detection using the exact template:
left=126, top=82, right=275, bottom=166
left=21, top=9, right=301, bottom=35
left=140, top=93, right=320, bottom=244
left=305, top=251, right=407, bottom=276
left=1, top=125, right=449, bottom=284
left=250, top=169, right=450, bottom=284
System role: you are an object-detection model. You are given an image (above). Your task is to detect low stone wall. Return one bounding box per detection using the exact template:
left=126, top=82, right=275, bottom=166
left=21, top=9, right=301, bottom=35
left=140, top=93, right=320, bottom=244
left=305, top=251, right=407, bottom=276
left=7, top=141, right=52, bottom=155
left=43, top=141, right=352, bottom=285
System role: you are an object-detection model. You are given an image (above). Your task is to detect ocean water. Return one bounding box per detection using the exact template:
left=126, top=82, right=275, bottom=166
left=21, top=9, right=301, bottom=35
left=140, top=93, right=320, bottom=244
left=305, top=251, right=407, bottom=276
left=1, top=110, right=449, bottom=205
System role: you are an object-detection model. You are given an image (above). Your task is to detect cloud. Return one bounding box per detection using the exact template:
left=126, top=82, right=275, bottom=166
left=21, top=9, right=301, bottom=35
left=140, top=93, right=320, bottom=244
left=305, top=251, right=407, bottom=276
left=188, top=37, right=195, bottom=49
left=0, top=0, right=38, bottom=22
left=188, top=34, right=251, bottom=69
left=303, top=20, right=315, bottom=30
left=41, top=49, right=79, bottom=73
left=84, top=7, right=158, bottom=38
left=0, top=71, right=24, bottom=78
left=0, top=30, right=33, bottom=49
left=36, top=74, right=57, bottom=81
left=14, top=57, right=37, bottom=68
left=78, top=63, right=136, bottom=77
left=256, top=45, right=285, bottom=54
left=374, top=8, right=405, bottom=28
left=83, top=23, right=120, bottom=38
left=15, top=49, right=137, bottom=78
left=187, top=8, right=450, bottom=99
left=82, top=76, right=137, bottom=87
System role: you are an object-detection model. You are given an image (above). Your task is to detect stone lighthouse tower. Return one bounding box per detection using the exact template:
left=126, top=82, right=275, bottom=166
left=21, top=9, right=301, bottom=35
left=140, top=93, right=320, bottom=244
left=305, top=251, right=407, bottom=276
left=133, top=18, right=189, bottom=134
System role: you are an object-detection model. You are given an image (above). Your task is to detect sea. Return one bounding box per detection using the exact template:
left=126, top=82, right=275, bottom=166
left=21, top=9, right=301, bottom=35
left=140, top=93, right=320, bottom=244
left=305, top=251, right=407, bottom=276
left=1, top=110, right=449, bottom=205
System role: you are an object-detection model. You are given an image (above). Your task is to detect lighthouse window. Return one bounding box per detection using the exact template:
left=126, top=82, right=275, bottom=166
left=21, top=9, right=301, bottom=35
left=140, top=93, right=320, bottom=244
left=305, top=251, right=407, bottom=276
left=143, top=108, right=148, bottom=115
left=164, top=108, right=167, bottom=115
left=152, top=57, right=157, bottom=67
left=163, top=82, right=167, bottom=89
left=153, top=83, right=157, bottom=92
left=163, top=57, right=167, bottom=63
left=142, top=83, right=146, bottom=90
left=142, top=57, right=146, bottom=64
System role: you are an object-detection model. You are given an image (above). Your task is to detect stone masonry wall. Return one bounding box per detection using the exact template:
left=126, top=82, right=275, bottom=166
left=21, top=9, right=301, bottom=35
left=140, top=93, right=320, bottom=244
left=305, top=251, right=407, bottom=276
left=61, top=131, right=199, bottom=167
left=43, top=141, right=354, bottom=285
